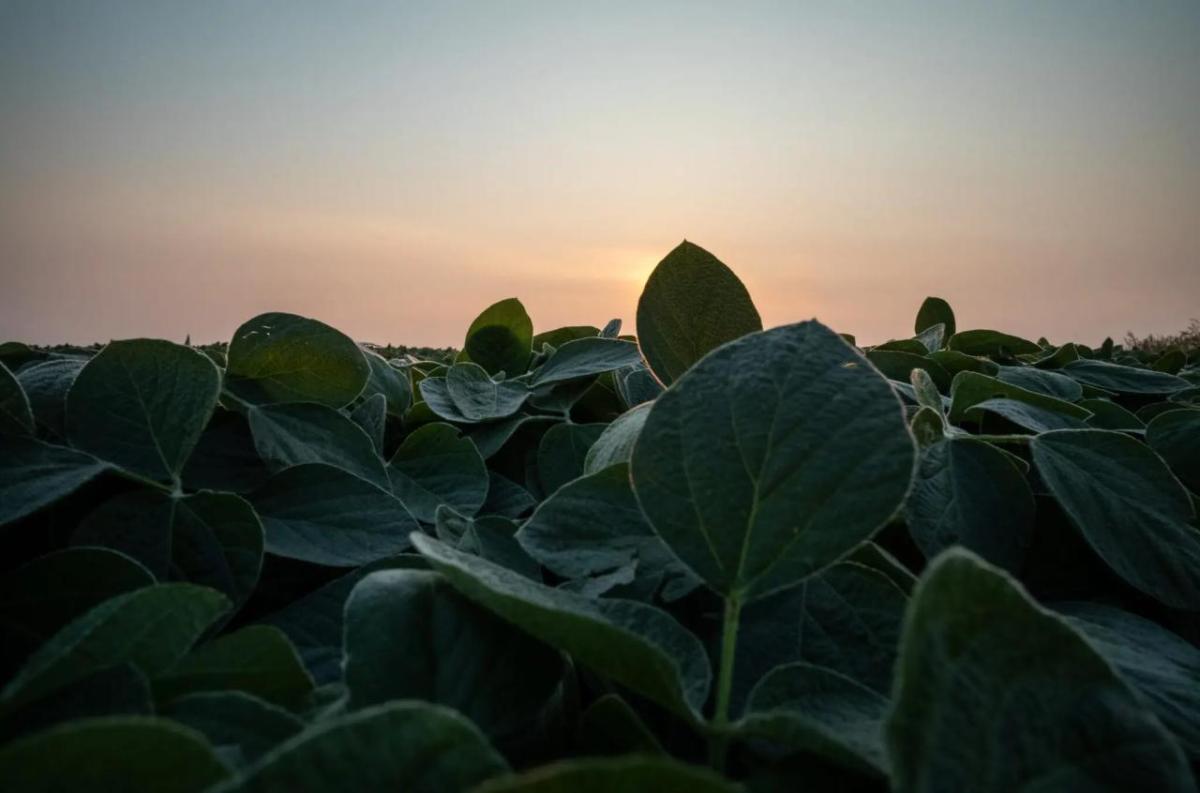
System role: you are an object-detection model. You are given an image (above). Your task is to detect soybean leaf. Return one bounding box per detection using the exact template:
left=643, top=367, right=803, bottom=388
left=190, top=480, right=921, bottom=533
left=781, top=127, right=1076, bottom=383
left=516, top=463, right=697, bottom=600
left=734, top=662, right=889, bottom=777
left=866, top=350, right=951, bottom=393
left=349, top=392, right=386, bottom=453
left=225, top=313, right=368, bottom=408
left=531, top=337, right=643, bottom=387
left=468, top=414, right=558, bottom=459
left=66, top=339, right=220, bottom=483
left=152, top=625, right=314, bottom=710
left=360, top=348, right=412, bottom=416
left=1147, top=409, right=1200, bottom=493
left=411, top=533, right=712, bottom=724
left=473, top=756, right=741, bottom=793
left=0, top=663, right=153, bottom=743
left=532, top=326, right=601, bottom=351
left=1057, top=602, right=1200, bottom=760
left=434, top=507, right=541, bottom=580
left=209, top=701, right=508, bottom=793
left=260, top=555, right=427, bottom=684
left=480, top=471, right=537, bottom=519
left=1031, top=429, right=1200, bottom=609
left=74, top=489, right=263, bottom=609
left=887, top=549, right=1193, bottom=793
left=463, top=298, right=534, bottom=376
left=181, top=407, right=270, bottom=493
left=636, top=240, right=762, bottom=386
left=631, top=321, right=916, bottom=601
left=537, top=422, right=607, bottom=494
left=733, top=562, right=907, bottom=713
left=446, top=362, right=531, bottom=421
left=616, top=364, right=664, bottom=407
left=388, top=422, right=489, bottom=522
left=576, top=694, right=664, bottom=756
left=584, top=403, right=651, bottom=475
left=995, top=366, right=1083, bottom=402
left=914, top=296, right=955, bottom=338
left=1062, top=359, right=1190, bottom=395
left=163, top=691, right=304, bottom=767
left=345, top=569, right=565, bottom=747
left=0, top=360, right=34, bottom=435
left=250, top=463, right=419, bottom=567
left=1080, top=398, right=1145, bottom=431
left=905, top=438, right=1034, bottom=572
left=0, top=435, right=109, bottom=526
left=0, top=716, right=230, bottom=793
left=0, top=548, right=154, bottom=676
left=962, top=397, right=1089, bottom=433
left=927, top=349, right=999, bottom=376
left=0, top=583, right=230, bottom=713
left=16, top=357, right=84, bottom=437
left=947, top=371, right=1091, bottom=424
left=248, top=402, right=388, bottom=488
left=946, top=329, right=1041, bottom=357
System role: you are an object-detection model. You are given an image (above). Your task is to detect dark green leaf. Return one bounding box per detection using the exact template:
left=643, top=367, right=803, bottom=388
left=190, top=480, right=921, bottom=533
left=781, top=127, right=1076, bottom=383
left=914, top=296, right=955, bottom=338
left=66, top=339, right=220, bottom=482
left=962, top=397, right=1089, bottom=432
left=411, top=533, right=711, bottom=724
left=1147, top=409, right=1200, bottom=493
left=584, top=403, right=651, bottom=475
left=995, top=366, right=1083, bottom=401
left=905, top=438, right=1034, bottom=571
left=631, top=321, right=916, bottom=601
left=866, top=350, right=951, bottom=392
left=948, top=371, right=1091, bottom=424
left=636, top=240, right=762, bottom=386
left=361, top=348, right=412, bottom=416
left=0, top=716, right=230, bottom=793
left=181, top=407, right=270, bottom=493
left=0, top=360, right=34, bottom=435
left=463, top=298, right=534, bottom=376
left=480, top=471, right=537, bottom=519
left=250, top=463, right=419, bottom=566
left=537, top=422, right=606, bottom=494
left=473, top=756, right=740, bottom=793
left=946, top=329, right=1041, bottom=356
left=530, top=337, right=643, bottom=387
left=209, top=701, right=508, bottom=793
left=163, top=691, right=304, bottom=767
left=226, top=313, right=369, bottom=408
left=0, top=435, right=109, bottom=527
left=0, top=663, right=153, bottom=743
left=1062, top=359, right=1190, bottom=395
left=887, top=549, right=1193, bottom=793
left=1080, top=398, right=1144, bottom=431
left=349, top=392, right=386, bottom=453
left=16, top=357, right=84, bottom=437
left=446, top=362, right=531, bottom=421
left=576, top=694, right=664, bottom=756
left=434, top=507, right=540, bottom=579
left=387, top=422, right=489, bottom=522
left=249, top=402, right=388, bottom=488
left=1031, top=429, right=1200, bottom=609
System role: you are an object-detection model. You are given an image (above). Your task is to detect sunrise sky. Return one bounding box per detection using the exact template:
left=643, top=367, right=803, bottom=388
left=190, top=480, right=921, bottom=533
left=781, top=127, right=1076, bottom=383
left=2, top=1, right=1198, bottom=347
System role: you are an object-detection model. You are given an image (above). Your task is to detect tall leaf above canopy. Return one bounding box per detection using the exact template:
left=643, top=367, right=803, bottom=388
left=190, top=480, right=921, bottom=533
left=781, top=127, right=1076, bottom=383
left=462, top=298, right=534, bottom=377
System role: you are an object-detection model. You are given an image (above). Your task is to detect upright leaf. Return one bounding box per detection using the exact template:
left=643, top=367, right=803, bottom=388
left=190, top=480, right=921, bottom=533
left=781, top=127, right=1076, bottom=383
left=636, top=240, right=762, bottom=386
left=914, top=296, right=955, bottom=338
left=631, top=321, right=915, bottom=601
left=66, top=339, right=220, bottom=483
left=463, top=298, right=534, bottom=376
left=887, top=549, right=1193, bottom=793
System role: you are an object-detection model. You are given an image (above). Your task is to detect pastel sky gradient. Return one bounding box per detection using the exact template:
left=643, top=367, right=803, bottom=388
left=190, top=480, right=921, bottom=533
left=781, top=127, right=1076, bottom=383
left=2, top=1, right=1198, bottom=347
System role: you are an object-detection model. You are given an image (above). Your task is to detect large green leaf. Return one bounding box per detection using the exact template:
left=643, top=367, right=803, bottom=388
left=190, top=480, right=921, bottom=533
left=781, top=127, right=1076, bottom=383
left=163, top=691, right=304, bottom=767
left=248, top=402, right=388, bottom=488
left=225, top=313, right=369, bottom=408
left=445, top=362, right=531, bottom=421
left=388, top=422, right=489, bottom=522
left=0, top=716, right=230, bottom=793
left=73, top=489, right=263, bottom=608
left=152, top=625, right=314, bottom=710
left=345, top=570, right=565, bottom=746
left=1147, top=409, right=1200, bottom=493
left=914, top=296, right=955, bottom=338
left=516, top=463, right=698, bottom=600
left=583, top=403, right=651, bottom=475
left=636, top=240, right=762, bottom=386
left=962, top=397, right=1089, bottom=433
left=947, top=371, right=1091, bottom=424
left=181, top=407, right=270, bottom=493
left=734, top=662, right=889, bottom=776
left=0, top=583, right=230, bottom=713
left=1031, top=429, right=1200, bottom=609
left=0, top=360, right=33, bottom=435
left=209, top=701, right=508, bottom=793
left=1058, top=602, right=1200, bottom=761
left=0, top=436, right=108, bottom=526
left=631, top=321, right=916, bottom=601
left=866, top=350, right=951, bottom=392
left=537, top=422, right=606, bottom=494
left=463, top=298, right=534, bottom=376
left=995, top=365, right=1083, bottom=401
left=887, top=549, right=1193, bottom=793
left=16, top=357, right=84, bottom=437
left=472, top=756, right=741, bottom=793
left=0, top=548, right=154, bottom=675
left=530, top=337, right=643, bottom=387
left=1062, top=359, right=1190, bottom=394
left=905, top=438, right=1034, bottom=571
left=576, top=695, right=664, bottom=756
left=260, top=555, right=427, bottom=684
left=360, top=348, right=412, bottom=416
left=434, top=507, right=541, bottom=580
left=411, top=533, right=711, bottom=724
left=0, top=663, right=153, bottom=743
left=946, top=329, right=1040, bottom=356
left=250, top=463, right=419, bottom=566
left=66, top=339, right=220, bottom=483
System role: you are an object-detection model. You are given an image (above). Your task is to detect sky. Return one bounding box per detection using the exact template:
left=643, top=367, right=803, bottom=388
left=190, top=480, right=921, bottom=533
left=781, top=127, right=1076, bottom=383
left=2, top=1, right=1198, bottom=348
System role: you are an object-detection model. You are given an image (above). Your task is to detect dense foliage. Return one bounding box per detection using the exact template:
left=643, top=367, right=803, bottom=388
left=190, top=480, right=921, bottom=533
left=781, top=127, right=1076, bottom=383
left=1, top=239, right=1198, bottom=792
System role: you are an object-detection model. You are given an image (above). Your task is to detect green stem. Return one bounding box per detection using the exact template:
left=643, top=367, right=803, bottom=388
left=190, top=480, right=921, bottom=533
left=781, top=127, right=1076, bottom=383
left=708, top=593, right=743, bottom=772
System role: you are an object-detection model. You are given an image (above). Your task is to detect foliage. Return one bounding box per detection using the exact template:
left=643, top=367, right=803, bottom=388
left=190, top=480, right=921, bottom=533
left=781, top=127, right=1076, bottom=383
left=1, top=240, right=1198, bottom=791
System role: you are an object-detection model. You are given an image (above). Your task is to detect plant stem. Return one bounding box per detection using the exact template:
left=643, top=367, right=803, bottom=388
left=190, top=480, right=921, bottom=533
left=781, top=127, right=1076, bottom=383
left=708, top=593, right=743, bottom=772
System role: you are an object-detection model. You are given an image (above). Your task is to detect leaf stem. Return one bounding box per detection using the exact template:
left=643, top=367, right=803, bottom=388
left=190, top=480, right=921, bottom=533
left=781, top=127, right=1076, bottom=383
left=708, top=592, right=743, bottom=772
